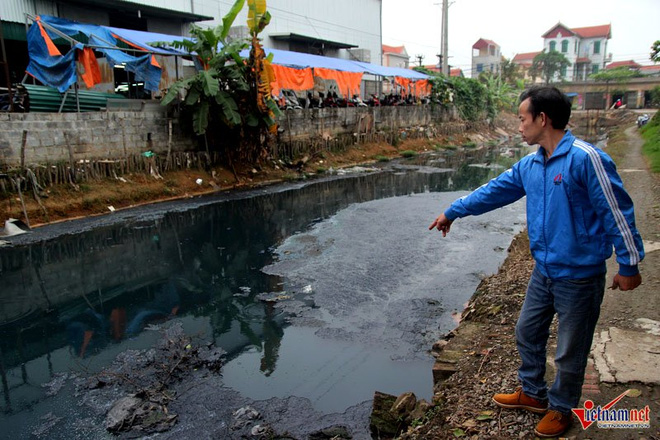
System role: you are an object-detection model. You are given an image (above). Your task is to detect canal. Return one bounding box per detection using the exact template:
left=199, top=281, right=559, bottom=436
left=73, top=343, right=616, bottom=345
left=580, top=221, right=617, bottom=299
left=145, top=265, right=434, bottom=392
left=0, top=144, right=527, bottom=438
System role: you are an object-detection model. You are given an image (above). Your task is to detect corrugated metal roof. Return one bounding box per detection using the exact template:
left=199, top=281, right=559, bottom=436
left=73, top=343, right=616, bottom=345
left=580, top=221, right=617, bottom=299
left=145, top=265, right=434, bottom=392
left=22, top=84, right=125, bottom=112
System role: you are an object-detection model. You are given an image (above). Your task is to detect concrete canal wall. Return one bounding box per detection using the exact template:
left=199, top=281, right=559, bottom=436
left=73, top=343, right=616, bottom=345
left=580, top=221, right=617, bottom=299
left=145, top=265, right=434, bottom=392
left=0, top=104, right=462, bottom=167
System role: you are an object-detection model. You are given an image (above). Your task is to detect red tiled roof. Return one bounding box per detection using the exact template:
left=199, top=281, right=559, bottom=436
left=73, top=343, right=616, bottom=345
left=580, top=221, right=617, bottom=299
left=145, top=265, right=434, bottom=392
left=423, top=64, right=441, bottom=72
left=541, top=23, right=611, bottom=39
left=640, top=65, right=660, bottom=73
left=572, top=24, right=611, bottom=39
left=512, top=51, right=541, bottom=64
left=575, top=57, right=591, bottom=63
left=472, top=38, right=498, bottom=50
left=449, top=68, right=463, bottom=77
left=606, top=60, right=641, bottom=69
left=382, top=45, right=406, bottom=54
left=542, top=23, right=575, bottom=38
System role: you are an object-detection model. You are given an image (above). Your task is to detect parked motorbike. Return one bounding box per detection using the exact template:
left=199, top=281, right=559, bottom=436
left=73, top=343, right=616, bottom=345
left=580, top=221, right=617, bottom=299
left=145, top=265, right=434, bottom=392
left=637, top=114, right=650, bottom=128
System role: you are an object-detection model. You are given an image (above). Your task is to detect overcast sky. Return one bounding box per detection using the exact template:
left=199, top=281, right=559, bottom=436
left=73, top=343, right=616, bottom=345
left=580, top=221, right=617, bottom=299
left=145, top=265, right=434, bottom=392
left=382, top=0, right=659, bottom=76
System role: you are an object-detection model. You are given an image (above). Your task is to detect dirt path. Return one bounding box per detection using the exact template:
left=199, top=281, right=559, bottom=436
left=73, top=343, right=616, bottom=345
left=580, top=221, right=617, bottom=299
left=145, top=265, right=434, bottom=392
left=599, top=124, right=660, bottom=329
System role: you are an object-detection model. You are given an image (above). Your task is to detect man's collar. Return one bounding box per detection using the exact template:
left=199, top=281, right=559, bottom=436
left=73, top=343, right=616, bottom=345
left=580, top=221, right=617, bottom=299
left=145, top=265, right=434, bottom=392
left=532, top=130, right=573, bottom=163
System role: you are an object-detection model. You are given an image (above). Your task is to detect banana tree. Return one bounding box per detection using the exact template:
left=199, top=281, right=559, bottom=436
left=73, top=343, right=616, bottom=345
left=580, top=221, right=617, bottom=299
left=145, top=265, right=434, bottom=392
left=161, top=0, right=279, bottom=163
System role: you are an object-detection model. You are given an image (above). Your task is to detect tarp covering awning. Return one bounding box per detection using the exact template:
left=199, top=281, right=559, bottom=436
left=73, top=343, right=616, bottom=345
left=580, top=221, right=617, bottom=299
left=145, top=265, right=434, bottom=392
left=352, top=61, right=429, bottom=80
left=26, top=15, right=429, bottom=96
left=26, top=15, right=168, bottom=92
left=106, top=26, right=191, bottom=56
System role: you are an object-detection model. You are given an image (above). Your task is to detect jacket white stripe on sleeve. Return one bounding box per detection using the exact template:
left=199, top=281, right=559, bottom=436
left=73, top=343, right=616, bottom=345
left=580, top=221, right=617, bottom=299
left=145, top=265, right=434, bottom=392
left=573, top=139, right=640, bottom=265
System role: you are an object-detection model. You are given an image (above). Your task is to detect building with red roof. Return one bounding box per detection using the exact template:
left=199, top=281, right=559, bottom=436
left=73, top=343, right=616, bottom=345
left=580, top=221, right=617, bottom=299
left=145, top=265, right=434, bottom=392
left=382, top=44, right=410, bottom=69
left=605, top=60, right=641, bottom=70
left=512, top=51, right=543, bottom=83
left=422, top=64, right=463, bottom=77
left=640, top=65, right=660, bottom=76
left=541, top=22, right=612, bottom=82
left=471, top=38, right=500, bottom=77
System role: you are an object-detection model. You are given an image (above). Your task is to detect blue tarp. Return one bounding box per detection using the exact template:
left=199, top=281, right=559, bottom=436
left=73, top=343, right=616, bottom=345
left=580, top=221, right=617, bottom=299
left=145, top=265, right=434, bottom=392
left=353, top=61, right=429, bottom=80
left=26, top=23, right=82, bottom=92
left=27, top=15, right=163, bottom=92
left=238, top=48, right=429, bottom=79
left=246, top=48, right=366, bottom=73
left=28, top=15, right=428, bottom=94
left=107, top=27, right=191, bottom=56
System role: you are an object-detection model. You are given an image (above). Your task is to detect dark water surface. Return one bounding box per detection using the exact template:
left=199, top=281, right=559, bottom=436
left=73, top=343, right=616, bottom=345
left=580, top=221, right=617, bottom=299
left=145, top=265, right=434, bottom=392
left=0, top=146, right=527, bottom=438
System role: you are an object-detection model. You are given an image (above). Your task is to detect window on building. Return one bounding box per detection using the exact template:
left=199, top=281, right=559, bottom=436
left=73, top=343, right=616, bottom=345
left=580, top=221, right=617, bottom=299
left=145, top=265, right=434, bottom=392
left=476, top=63, right=483, bottom=73
left=592, top=64, right=599, bottom=74
left=561, top=40, right=569, bottom=53
left=549, top=41, right=556, bottom=51
left=561, top=65, right=567, bottom=77
left=594, top=41, right=601, bottom=54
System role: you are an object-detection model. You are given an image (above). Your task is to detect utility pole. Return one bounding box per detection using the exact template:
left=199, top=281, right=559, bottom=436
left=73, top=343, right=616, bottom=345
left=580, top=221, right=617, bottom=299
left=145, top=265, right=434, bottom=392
left=415, top=54, right=424, bottom=67
left=440, top=0, right=449, bottom=75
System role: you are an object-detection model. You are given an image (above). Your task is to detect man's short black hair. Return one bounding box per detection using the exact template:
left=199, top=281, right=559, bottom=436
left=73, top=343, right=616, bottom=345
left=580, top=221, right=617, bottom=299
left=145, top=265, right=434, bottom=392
left=519, top=86, right=571, bottom=130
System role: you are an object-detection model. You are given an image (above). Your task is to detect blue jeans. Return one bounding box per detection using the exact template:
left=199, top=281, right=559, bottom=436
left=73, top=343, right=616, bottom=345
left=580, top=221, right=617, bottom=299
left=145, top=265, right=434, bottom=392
left=516, top=266, right=606, bottom=415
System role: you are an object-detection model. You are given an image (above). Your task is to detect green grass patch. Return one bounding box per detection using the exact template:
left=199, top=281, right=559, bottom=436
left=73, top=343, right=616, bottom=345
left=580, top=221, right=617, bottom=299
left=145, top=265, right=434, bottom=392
left=400, top=150, right=417, bottom=158
left=641, top=113, right=660, bottom=173
left=374, top=155, right=390, bottom=162
left=463, top=141, right=477, bottom=148
left=316, top=167, right=327, bottom=174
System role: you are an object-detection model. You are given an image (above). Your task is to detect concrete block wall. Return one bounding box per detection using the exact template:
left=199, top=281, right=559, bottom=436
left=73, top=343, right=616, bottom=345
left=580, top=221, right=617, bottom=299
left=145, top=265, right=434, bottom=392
left=0, top=105, right=459, bottom=168
left=0, top=110, right=196, bottom=167
left=277, top=105, right=458, bottom=141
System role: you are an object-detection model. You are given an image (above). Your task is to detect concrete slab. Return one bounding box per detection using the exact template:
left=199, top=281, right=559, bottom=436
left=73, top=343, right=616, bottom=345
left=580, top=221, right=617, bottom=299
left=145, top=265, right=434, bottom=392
left=642, top=240, right=660, bottom=254
left=591, top=320, right=660, bottom=384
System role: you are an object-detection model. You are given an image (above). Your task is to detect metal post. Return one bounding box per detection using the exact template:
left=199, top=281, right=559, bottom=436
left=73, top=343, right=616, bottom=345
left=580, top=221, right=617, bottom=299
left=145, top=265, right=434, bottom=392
left=441, top=0, right=449, bottom=76
left=0, top=20, right=14, bottom=111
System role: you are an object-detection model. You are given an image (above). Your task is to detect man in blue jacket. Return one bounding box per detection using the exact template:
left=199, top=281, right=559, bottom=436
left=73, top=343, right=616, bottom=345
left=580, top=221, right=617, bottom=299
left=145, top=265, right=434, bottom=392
left=429, top=86, right=644, bottom=437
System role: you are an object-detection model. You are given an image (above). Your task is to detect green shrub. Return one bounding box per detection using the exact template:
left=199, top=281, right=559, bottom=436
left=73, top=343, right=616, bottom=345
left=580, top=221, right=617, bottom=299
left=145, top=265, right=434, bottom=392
left=641, top=112, right=660, bottom=172
left=375, top=155, right=390, bottom=162
left=400, top=150, right=417, bottom=158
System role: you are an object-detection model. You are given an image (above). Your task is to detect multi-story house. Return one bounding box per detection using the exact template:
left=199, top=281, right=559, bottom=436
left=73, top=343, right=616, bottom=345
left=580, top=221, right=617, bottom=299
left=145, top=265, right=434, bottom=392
left=471, top=38, right=500, bottom=77
left=541, top=22, right=611, bottom=81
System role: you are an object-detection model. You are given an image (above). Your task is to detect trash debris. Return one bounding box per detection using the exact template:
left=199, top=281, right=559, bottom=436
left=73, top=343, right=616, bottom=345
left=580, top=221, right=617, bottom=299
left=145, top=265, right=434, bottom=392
left=108, top=206, right=115, bottom=212
left=196, top=178, right=203, bottom=185
left=0, top=218, right=31, bottom=236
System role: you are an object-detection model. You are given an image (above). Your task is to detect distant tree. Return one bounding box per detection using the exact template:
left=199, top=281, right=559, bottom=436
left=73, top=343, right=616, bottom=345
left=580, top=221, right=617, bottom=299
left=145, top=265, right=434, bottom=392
left=590, top=67, right=640, bottom=83
left=651, top=40, right=660, bottom=63
left=499, top=56, right=522, bottom=85
left=529, top=50, right=571, bottom=84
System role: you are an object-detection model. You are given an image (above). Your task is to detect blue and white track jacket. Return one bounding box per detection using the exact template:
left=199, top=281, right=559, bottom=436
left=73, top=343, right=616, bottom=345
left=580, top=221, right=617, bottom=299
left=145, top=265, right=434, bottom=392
left=445, top=130, right=644, bottom=279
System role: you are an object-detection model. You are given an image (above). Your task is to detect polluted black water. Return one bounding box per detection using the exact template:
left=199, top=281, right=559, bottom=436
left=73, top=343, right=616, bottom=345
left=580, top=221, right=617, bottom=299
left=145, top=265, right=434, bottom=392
left=0, top=145, right=527, bottom=439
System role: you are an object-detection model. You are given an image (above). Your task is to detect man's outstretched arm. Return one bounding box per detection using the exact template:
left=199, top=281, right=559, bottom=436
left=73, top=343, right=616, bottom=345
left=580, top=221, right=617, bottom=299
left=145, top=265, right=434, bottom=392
left=429, top=213, right=453, bottom=237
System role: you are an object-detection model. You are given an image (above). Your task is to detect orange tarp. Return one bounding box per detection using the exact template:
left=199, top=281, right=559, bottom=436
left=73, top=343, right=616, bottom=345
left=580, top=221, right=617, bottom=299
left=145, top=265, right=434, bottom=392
left=271, top=64, right=314, bottom=96
left=78, top=47, right=102, bottom=88
left=314, top=68, right=363, bottom=96
left=37, top=19, right=61, bottom=56
left=395, top=77, right=431, bottom=98
left=413, top=79, right=431, bottom=97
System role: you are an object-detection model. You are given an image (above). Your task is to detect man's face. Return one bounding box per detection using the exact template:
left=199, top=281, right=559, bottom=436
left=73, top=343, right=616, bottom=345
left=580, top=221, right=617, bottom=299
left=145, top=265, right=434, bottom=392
left=518, top=98, right=543, bottom=146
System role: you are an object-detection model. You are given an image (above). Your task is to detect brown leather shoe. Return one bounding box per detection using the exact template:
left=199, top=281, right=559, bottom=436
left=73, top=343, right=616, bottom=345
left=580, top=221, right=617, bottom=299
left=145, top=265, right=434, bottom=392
left=492, top=387, right=548, bottom=413
left=535, top=410, right=571, bottom=437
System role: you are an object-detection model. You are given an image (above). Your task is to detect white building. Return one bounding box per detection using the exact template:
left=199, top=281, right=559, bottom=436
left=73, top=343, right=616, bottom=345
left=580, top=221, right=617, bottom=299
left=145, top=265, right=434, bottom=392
left=471, top=38, right=500, bottom=78
left=541, top=23, right=611, bottom=82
